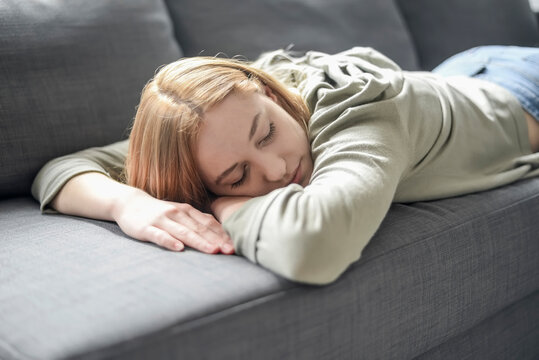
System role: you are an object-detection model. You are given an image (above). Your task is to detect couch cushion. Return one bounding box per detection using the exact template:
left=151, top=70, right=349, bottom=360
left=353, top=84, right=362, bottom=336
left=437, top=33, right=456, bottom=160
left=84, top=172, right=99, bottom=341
left=414, top=291, right=539, bottom=359
left=396, top=0, right=539, bottom=70
left=0, top=0, right=181, bottom=199
left=163, top=0, right=419, bottom=70
left=1, top=177, right=537, bottom=359
left=0, top=197, right=293, bottom=360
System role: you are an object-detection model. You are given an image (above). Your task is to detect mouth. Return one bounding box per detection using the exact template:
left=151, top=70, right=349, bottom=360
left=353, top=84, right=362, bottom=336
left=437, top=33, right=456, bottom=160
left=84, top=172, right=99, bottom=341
left=288, top=163, right=302, bottom=185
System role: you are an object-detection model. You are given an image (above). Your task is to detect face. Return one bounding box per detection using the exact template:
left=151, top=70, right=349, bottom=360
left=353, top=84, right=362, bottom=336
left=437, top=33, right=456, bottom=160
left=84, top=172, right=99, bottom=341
left=195, top=87, right=313, bottom=197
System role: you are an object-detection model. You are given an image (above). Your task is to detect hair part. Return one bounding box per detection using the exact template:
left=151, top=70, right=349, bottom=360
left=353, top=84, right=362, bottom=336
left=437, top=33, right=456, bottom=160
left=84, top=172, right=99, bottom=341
left=125, top=56, right=310, bottom=210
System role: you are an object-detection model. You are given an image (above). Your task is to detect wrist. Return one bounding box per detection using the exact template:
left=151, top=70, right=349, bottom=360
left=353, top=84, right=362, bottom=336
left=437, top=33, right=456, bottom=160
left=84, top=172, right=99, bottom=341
left=212, top=196, right=251, bottom=223
left=109, top=183, right=146, bottom=222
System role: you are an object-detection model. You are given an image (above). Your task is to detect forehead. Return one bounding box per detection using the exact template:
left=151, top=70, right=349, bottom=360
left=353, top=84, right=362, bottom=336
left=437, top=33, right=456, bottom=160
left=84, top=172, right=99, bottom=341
left=203, top=91, right=259, bottom=132
left=195, top=91, right=262, bottom=181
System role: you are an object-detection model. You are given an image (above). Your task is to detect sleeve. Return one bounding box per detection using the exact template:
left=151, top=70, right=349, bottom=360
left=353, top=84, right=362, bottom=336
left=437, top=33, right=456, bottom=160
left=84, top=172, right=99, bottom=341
left=224, top=49, right=412, bottom=285
left=31, top=140, right=129, bottom=212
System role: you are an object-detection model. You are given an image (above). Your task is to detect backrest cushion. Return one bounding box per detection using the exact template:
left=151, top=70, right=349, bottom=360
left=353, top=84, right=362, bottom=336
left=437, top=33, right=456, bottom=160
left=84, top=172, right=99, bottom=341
left=0, top=0, right=181, bottom=198
left=396, top=0, right=539, bottom=70
left=163, top=0, right=419, bottom=70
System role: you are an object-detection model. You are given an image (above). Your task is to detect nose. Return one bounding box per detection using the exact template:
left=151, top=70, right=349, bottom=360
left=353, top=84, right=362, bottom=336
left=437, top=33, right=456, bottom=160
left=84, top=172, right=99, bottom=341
left=257, top=152, right=287, bottom=182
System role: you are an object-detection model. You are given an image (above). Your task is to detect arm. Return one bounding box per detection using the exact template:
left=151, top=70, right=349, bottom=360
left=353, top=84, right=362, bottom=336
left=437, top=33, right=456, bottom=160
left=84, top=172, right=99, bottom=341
left=224, top=123, right=409, bottom=284
left=223, top=49, right=411, bottom=284
left=51, top=171, right=127, bottom=221
left=32, top=140, right=129, bottom=212
left=32, top=141, right=234, bottom=254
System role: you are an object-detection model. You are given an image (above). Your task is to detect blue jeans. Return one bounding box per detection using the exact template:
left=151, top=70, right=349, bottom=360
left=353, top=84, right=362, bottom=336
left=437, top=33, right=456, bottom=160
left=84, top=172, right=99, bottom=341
left=432, top=46, right=539, bottom=122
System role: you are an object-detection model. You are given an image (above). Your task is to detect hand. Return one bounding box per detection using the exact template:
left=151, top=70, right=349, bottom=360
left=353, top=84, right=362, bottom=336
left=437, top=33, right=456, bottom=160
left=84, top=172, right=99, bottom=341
left=111, top=188, right=234, bottom=254
left=211, top=196, right=252, bottom=223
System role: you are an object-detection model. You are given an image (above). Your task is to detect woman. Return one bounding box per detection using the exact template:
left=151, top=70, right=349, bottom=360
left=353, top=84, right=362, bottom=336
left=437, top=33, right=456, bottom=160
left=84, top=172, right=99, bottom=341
left=32, top=46, right=539, bottom=284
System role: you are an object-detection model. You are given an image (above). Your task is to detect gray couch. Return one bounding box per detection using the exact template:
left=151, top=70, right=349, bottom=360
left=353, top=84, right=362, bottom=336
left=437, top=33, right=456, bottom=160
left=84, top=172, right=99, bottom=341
left=1, top=0, right=538, bottom=359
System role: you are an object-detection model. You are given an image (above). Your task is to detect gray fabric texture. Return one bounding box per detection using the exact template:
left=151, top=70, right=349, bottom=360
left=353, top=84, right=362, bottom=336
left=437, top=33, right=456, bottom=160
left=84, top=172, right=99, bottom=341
left=395, top=0, right=539, bottom=70
left=414, top=291, right=539, bottom=360
left=0, top=197, right=293, bottom=360
left=1, top=177, right=538, bottom=359
left=2, top=0, right=538, bottom=358
left=0, top=0, right=182, bottom=199
left=163, top=0, right=419, bottom=70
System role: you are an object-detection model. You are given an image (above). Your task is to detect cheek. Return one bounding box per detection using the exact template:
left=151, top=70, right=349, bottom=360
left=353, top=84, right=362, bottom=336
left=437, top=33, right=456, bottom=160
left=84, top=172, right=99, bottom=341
left=273, top=109, right=308, bottom=148
left=287, top=120, right=309, bottom=151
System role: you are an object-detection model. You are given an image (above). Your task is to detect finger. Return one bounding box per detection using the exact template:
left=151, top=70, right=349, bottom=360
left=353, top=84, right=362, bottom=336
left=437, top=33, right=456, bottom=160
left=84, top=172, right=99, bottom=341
left=186, top=210, right=235, bottom=253
left=159, top=217, right=220, bottom=254
left=166, top=211, right=224, bottom=250
left=216, top=233, right=234, bottom=255
left=187, top=213, right=234, bottom=254
left=187, top=207, right=230, bottom=239
left=220, top=241, right=235, bottom=255
left=142, top=226, right=185, bottom=252
left=173, top=213, right=234, bottom=254
left=169, top=208, right=232, bottom=251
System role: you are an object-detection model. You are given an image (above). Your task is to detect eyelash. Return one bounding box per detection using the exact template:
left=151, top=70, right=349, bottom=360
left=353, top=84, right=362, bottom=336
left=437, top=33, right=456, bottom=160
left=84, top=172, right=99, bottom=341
left=259, top=122, right=276, bottom=146
left=231, top=164, right=249, bottom=188
left=231, top=123, right=276, bottom=189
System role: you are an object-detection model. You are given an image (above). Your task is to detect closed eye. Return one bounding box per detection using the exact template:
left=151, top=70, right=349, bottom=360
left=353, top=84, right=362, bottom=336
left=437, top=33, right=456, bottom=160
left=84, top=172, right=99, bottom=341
left=258, top=122, right=275, bottom=146
left=231, top=164, right=249, bottom=189
left=231, top=123, right=275, bottom=189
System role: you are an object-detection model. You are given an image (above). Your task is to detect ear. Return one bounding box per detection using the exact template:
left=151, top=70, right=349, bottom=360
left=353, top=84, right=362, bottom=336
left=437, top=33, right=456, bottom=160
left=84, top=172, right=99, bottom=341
left=263, top=85, right=279, bottom=103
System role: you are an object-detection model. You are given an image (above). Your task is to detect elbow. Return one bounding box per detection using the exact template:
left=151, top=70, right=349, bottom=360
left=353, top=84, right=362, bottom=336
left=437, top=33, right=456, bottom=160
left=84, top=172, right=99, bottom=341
left=284, top=264, right=344, bottom=286
left=263, top=228, right=362, bottom=286
left=280, top=249, right=350, bottom=286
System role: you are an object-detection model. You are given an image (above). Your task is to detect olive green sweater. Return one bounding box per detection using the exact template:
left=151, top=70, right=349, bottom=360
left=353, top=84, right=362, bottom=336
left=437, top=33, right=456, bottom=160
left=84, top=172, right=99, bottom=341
left=32, top=47, right=539, bottom=285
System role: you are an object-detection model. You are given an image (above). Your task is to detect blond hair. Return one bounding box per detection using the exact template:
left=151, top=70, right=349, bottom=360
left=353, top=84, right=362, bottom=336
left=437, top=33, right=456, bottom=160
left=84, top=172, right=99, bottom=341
left=125, top=57, right=310, bottom=210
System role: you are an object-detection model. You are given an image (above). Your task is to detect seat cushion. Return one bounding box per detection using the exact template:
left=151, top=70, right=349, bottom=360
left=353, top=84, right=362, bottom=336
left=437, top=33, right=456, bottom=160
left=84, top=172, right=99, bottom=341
left=1, top=177, right=537, bottom=359
left=0, top=0, right=181, bottom=199
left=163, top=0, right=419, bottom=70
left=414, top=291, right=539, bottom=359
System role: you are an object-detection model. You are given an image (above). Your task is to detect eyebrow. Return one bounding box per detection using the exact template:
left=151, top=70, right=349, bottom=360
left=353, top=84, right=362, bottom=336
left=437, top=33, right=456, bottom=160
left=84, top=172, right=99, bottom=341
left=215, top=112, right=260, bottom=185
left=215, top=163, right=238, bottom=186
left=248, top=112, right=261, bottom=140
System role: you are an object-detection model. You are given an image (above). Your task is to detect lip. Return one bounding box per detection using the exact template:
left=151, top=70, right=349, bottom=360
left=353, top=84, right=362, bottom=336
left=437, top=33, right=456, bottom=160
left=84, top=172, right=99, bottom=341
left=289, top=163, right=302, bottom=185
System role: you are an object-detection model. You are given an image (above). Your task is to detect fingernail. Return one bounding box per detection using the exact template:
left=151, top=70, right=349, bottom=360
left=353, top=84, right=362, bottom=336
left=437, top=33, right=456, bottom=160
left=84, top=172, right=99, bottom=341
left=175, top=243, right=184, bottom=251
left=223, top=244, right=234, bottom=253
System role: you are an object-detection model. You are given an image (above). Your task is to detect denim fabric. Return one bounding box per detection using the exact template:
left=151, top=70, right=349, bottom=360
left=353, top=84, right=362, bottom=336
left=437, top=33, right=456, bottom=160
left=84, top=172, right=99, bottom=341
left=432, top=46, right=539, bottom=122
